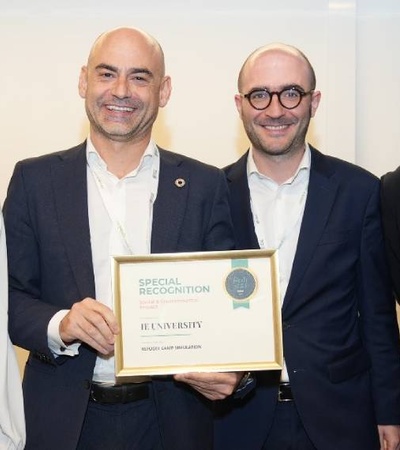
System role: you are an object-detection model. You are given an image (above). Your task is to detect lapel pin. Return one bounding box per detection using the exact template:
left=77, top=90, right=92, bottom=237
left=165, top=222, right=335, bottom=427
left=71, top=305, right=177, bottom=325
left=175, top=178, right=186, bottom=188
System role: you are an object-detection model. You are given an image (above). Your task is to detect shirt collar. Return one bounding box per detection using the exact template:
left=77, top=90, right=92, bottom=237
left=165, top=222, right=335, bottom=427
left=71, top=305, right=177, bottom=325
left=86, top=135, right=158, bottom=177
left=247, top=144, right=311, bottom=185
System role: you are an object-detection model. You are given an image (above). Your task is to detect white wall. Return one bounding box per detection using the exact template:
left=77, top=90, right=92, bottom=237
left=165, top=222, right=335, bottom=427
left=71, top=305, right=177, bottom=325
left=0, top=0, right=361, bottom=205
left=357, top=0, right=400, bottom=176
left=1, top=0, right=399, bottom=371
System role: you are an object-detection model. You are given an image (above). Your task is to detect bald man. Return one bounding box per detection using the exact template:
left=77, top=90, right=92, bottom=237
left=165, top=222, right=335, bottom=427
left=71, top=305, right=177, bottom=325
left=214, top=43, right=400, bottom=450
left=3, top=27, right=239, bottom=450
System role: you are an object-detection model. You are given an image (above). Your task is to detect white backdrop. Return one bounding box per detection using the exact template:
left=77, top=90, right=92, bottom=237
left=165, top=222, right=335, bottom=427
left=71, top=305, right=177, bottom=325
left=0, top=0, right=357, bottom=203
left=1, top=0, right=399, bottom=370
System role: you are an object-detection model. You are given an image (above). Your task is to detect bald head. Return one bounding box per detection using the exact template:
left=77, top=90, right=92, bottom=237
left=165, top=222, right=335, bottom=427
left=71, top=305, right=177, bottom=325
left=78, top=26, right=171, bottom=147
left=238, top=43, right=316, bottom=93
left=87, top=27, right=166, bottom=77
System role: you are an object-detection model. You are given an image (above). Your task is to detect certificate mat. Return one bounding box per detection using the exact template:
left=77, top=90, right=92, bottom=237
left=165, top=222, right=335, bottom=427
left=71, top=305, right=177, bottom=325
left=112, top=249, right=283, bottom=380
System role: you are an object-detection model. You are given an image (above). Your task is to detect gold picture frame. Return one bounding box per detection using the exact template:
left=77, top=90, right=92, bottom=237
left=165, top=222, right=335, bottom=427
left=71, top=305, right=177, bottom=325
left=112, top=249, right=282, bottom=382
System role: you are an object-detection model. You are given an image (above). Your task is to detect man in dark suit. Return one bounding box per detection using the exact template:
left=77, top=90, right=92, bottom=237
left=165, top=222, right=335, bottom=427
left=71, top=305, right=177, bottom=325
left=214, top=43, right=400, bottom=450
left=3, top=27, right=242, bottom=450
left=381, top=168, right=400, bottom=303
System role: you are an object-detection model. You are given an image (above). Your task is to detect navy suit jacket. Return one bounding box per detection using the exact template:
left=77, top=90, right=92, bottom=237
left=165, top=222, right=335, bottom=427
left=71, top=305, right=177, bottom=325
left=215, top=147, right=400, bottom=450
left=381, top=166, right=400, bottom=303
left=3, top=142, right=235, bottom=450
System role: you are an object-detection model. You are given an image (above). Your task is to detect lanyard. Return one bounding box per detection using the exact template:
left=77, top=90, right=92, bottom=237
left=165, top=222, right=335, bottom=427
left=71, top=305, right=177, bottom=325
left=88, top=145, right=160, bottom=254
left=250, top=182, right=308, bottom=251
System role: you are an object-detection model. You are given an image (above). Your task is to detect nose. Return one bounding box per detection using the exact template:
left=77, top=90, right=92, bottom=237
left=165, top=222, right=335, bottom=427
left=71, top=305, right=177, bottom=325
left=111, top=76, right=131, bottom=99
left=265, top=93, right=285, bottom=117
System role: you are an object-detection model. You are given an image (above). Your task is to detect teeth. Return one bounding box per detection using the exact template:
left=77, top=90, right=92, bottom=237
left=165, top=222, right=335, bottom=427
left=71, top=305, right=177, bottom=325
left=264, top=125, right=287, bottom=130
left=107, top=105, right=134, bottom=112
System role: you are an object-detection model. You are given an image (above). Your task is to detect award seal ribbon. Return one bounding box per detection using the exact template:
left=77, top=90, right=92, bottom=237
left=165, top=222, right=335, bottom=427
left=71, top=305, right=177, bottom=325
left=225, top=259, right=257, bottom=309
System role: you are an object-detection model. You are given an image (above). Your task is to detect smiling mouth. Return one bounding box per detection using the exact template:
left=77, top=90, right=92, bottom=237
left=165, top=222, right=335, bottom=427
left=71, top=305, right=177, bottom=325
left=106, top=105, right=135, bottom=112
left=262, top=124, right=290, bottom=130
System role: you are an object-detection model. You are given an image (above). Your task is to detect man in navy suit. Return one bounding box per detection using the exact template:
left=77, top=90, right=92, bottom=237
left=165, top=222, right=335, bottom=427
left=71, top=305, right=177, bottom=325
left=214, top=43, right=400, bottom=450
left=3, top=27, right=242, bottom=450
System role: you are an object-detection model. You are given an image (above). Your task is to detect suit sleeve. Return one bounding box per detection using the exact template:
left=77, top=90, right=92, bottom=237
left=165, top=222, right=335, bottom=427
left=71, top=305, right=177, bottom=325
left=359, top=181, right=400, bottom=424
left=202, top=170, right=235, bottom=252
left=3, top=162, right=60, bottom=357
left=381, top=171, right=400, bottom=302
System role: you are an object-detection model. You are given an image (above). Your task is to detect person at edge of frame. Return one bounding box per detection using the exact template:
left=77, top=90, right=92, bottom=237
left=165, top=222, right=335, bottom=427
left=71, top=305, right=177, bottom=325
left=0, top=209, right=25, bottom=450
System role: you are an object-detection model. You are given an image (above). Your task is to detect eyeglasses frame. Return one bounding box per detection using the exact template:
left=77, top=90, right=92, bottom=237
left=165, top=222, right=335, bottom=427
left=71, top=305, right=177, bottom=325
left=241, top=86, right=314, bottom=111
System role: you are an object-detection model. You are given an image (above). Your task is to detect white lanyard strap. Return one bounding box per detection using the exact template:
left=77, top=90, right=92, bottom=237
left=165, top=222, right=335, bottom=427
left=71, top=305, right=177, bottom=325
left=88, top=146, right=160, bottom=254
left=250, top=184, right=307, bottom=251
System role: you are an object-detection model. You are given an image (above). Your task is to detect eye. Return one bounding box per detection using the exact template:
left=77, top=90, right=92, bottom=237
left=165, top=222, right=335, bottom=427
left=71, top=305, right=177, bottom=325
left=98, top=70, right=115, bottom=79
left=129, top=72, right=152, bottom=85
left=282, top=88, right=301, bottom=99
left=250, top=90, right=269, bottom=101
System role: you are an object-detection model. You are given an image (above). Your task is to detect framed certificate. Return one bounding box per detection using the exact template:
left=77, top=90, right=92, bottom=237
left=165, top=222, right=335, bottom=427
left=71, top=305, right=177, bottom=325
left=112, top=249, right=282, bottom=381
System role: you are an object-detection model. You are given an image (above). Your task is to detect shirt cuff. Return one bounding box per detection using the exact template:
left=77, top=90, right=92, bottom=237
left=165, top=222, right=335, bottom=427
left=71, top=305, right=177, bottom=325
left=47, top=309, right=80, bottom=357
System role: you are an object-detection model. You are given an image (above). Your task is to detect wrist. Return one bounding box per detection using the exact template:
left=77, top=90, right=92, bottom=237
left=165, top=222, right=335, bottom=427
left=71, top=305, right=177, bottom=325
left=235, top=371, right=252, bottom=393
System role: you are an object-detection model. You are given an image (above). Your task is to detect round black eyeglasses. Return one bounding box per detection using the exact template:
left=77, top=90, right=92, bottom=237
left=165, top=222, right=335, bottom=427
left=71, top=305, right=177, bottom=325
left=242, top=87, right=314, bottom=110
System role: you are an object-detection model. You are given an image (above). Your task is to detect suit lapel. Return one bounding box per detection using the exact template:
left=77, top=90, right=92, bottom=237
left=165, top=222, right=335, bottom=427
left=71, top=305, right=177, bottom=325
left=282, top=148, right=338, bottom=313
left=51, top=143, right=95, bottom=299
left=151, top=149, right=189, bottom=253
left=225, top=152, right=259, bottom=250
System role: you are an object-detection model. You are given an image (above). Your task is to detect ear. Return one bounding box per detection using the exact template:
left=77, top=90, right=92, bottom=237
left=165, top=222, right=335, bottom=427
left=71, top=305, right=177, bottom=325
left=310, top=90, right=321, bottom=118
left=234, top=93, right=244, bottom=119
left=159, top=76, right=172, bottom=108
left=78, top=66, right=88, bottom=99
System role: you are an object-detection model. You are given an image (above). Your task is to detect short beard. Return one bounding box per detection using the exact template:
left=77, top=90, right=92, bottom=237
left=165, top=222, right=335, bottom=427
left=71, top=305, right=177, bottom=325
left=247, top=107, right=312, bottom=158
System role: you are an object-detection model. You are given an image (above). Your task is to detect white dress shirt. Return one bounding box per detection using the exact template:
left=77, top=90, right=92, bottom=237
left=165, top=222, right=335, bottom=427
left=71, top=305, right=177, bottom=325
left=48, top=138, right=159, bottom=383
left=247, top=145, right=311, bottom=381
left=0, top=211, right=26, bottom=450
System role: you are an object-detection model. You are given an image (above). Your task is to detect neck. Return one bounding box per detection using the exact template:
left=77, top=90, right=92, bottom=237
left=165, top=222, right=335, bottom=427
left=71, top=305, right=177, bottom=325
left=252, top=146, right=305, bottom=185
left=90, top=133, right=151, bottom=179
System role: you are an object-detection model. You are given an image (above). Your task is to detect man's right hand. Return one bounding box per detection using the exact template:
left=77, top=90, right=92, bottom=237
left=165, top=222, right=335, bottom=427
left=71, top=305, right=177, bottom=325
left=60, top=298, right=120, bottom=355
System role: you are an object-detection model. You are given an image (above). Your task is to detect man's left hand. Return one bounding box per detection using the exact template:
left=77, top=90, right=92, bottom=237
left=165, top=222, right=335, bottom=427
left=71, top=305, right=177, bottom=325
left=174, top=372, right=243, bottom=400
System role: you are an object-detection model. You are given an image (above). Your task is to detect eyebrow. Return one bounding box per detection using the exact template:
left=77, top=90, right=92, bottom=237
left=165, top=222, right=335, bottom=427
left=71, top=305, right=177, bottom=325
left=250, top=84, right=307, bottom=92
left=95, top=63, right=154, bottom=78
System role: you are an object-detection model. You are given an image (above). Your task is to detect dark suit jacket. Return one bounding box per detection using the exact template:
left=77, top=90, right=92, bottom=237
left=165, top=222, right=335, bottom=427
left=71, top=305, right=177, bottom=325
left=215, top=147, right=400, bottom=450
left=3, top=142, right=235, bottom=450
left=381, top=166, right=400, bottom=302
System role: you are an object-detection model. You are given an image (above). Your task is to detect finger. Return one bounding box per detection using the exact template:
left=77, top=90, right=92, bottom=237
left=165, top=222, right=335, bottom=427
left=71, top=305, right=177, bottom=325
left=174, top=372, right=219, bottom=383
left=60, top=298, right=119, bottom=353
left=60, top=311, right=114, bottom=354
left=174, top=374, right=238, bottom=399
left=76, top=314, right=117, bottom=353
left=80, top=298, right=120, bottom=334
left=84, top=307, right=117, bottom=343
left=89, top=301, right=120, bottom=335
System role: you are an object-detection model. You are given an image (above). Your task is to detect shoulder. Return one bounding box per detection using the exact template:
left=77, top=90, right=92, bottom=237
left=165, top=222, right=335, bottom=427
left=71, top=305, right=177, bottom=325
left=223, top=152, right=249, bottom=179
left=311, top=147, right=379, bottom=189
left=381, top=166, right=400, bottom=192
left=158, top=147, right=223, bottom=176
left=14, top=142, right=85, bottom=172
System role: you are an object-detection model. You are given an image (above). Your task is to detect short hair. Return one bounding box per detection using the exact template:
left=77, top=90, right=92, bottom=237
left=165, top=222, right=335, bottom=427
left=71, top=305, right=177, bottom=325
left=238, top=43, right=316, bottom=92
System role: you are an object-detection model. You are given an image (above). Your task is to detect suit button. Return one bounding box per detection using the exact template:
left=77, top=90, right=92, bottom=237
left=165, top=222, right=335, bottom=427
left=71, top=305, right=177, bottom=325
left=83, top=380, right=91, bottom=390
left=282, top=321, right=291, bottom=330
